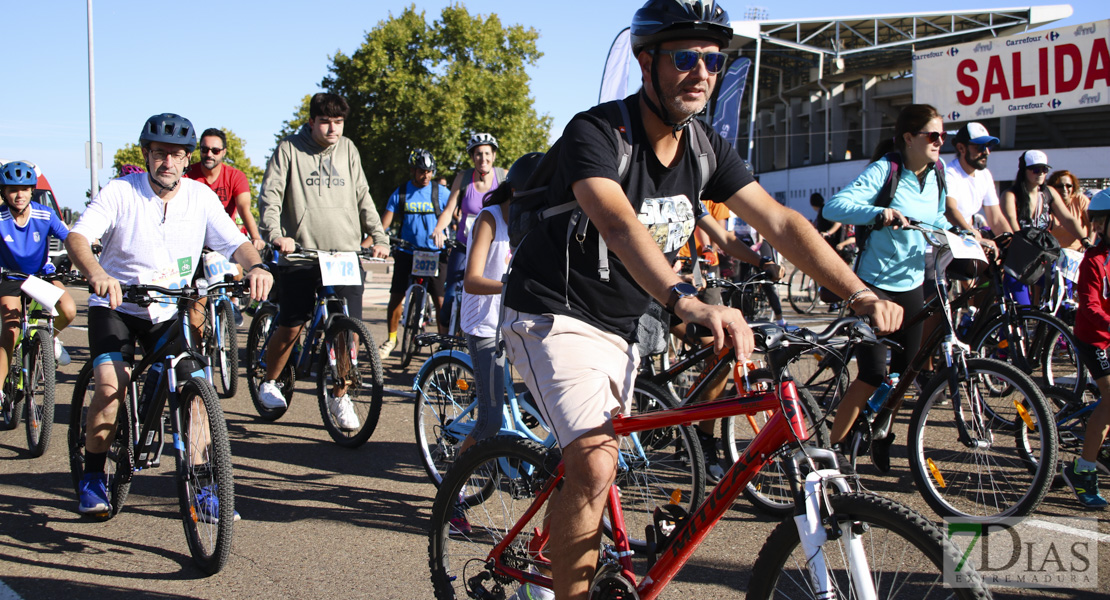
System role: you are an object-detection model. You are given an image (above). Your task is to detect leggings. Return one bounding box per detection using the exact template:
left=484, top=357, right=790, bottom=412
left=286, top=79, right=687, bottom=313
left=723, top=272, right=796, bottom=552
left=854, top=284, right=925, bottom=387
left=467, top=334, right=506, bottom=442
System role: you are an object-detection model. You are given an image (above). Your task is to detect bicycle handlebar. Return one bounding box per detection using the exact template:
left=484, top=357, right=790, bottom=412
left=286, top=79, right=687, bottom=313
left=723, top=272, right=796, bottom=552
left=0, top=269, right=84, bottom=285
left=387, top=236, right=459, bottom=253
left=275, top=243, right=387, bottom=262
left=91, top=280, right=252, bottom=307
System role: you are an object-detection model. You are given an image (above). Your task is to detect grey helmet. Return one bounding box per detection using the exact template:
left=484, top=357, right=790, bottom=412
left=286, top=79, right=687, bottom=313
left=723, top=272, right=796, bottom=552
left=139, top=113, right=197, bottom=152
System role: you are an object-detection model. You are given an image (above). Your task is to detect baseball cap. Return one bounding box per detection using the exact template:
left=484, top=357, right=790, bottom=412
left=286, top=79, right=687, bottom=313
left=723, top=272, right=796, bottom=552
left=1022, top=149, right=1050, bottom=168
left=954, top=122, right=999, bottom=147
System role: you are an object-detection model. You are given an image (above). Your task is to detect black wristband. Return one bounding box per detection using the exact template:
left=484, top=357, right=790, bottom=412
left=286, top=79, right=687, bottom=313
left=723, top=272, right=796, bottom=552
left=247, top=263, right=271, bottom=273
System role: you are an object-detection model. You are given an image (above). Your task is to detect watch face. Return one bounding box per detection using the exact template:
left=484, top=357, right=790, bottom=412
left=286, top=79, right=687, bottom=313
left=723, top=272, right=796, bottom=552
left=674, top=282, right=698, bottom=297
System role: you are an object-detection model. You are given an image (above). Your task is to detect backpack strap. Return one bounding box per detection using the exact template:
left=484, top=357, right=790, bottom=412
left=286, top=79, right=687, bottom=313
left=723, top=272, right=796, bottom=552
left=395, top=181, right=408, bottom=228
left=684, top=121, right=717, bottom=287
left=852, top=153, right=901, bottom=272
left=432, top=181, right=441, bottom=218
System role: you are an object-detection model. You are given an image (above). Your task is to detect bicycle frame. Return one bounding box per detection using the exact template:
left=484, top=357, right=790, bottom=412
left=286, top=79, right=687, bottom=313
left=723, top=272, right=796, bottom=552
left=485, top=380, right=816, bottom=599
left=268, top=287, right=349, bottom=379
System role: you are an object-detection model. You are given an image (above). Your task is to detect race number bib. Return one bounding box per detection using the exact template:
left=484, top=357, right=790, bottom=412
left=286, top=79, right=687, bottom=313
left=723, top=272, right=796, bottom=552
left=943, top=231, right=988, bottom=263
left=412, top=250, right=440, bottom=277
left=318, top=252, right=362, bottom=286
left=203, top=251, right=236, bottom=286
left=139, top=256, right=194, bottom=322
left=1060, top=248, right=1083, bottom=283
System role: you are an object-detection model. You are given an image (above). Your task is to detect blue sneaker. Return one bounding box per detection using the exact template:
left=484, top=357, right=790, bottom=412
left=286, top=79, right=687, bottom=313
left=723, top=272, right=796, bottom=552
left=78, top=473, right=111, bottom=515
left=195, top=485, right=241, bottom=524
left=1063, top=461, right=1109, bottom=509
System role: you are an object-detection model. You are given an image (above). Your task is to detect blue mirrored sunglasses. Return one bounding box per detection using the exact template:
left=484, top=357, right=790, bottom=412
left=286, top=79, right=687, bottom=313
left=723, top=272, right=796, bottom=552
left=653, top=49, right=727, bottom=74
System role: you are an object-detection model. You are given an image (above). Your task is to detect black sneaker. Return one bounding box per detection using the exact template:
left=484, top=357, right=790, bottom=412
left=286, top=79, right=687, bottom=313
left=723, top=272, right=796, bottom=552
left=697, top=430, right=724, bottom=485
left=870, top=433, right=896, bottom=473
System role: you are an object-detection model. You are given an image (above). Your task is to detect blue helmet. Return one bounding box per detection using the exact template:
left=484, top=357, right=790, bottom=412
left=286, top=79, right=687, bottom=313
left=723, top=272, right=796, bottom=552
left=139, top=113, right=197, bottom=152
left=631, top=0, right=733, bottom=54
left=1089, top=189, right=1110, bottom=218
left=0, top=161, right=38, bottom=186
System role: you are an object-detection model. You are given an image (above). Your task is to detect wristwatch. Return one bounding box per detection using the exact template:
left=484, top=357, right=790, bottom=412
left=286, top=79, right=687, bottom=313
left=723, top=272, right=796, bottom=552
left=759, top=256, right=774, bottom=267
left=665, top=282, right=699, bottom=313
left=247, top=263, right=271, bottom=274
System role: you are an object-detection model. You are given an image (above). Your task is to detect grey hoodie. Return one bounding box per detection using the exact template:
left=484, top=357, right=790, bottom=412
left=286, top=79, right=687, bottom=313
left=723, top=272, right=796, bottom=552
left=258, top=125, right=388, bottom=256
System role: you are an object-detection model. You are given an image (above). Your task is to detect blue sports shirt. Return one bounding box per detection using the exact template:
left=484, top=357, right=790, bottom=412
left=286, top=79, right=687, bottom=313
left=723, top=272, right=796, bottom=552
left=0, top=201, right=69, bottom=275
left=385, top=181, right=450, bottom=254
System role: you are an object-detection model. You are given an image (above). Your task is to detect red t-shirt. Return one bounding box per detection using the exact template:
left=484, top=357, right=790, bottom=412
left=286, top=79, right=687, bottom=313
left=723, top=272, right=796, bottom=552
left=1075, top=243, right=1110, bottom=348
left=184, top=162, right=251, bottom=220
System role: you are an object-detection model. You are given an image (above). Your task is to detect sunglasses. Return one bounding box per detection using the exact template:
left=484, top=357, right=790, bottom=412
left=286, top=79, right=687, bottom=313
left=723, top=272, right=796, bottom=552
left=914, top=131, right=948, bottom=144
left=653, top=49, right=727, bottom=74
left=199, top=146, right=225, bottom=155
left=1029, top=166, right=1050, bottom=174
left=1054, top=183, right=1075, bottom=190
left=969, top=141, right=998, bottom=152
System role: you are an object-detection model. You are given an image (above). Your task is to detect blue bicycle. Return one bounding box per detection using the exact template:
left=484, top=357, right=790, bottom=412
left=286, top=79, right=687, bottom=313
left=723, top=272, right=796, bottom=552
left=245, top=246, right=385, bottom=447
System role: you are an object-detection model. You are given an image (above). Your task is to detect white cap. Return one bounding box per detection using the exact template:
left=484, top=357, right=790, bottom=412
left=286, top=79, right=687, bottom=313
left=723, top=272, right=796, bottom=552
left=1022, top=149, right=1050, bottom=168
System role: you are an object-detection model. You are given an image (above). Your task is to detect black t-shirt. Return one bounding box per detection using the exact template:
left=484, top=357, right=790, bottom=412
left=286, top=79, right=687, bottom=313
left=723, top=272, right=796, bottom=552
left=504, top=97, right=755, bottom=341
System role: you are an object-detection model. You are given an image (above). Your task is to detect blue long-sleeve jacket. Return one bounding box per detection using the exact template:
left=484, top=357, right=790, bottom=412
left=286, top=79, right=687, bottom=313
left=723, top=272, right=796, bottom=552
left=824, top=158, right=951, bottom=292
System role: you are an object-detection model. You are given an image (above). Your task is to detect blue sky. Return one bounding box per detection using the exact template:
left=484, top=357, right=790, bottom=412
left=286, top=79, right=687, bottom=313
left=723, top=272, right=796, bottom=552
left=1, top=1, right=1104, bottom=210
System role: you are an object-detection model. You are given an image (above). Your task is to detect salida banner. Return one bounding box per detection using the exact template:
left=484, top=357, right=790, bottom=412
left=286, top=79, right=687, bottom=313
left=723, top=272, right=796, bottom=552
left=913, top=20, right=1109, bottom=121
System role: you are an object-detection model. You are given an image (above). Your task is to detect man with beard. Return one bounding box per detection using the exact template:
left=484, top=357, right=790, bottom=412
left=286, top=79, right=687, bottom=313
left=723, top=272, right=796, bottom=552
left=496, top=2, right=902, bottom=598
left=944, top=122, right=1009, bottom=234
left=65, top=113, right=273, bottom=517
left=185, top=128, right=265, bottom=250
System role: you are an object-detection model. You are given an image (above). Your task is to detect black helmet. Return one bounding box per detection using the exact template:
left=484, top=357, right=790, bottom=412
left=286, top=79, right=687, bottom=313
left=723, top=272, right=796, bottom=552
left=507, top=152, right=545, bottom=188
left=408, top=148, right=436, bottom=172
left=631, top=0, right=733, bottom=54
left=139, top=113, right=197, bottom=153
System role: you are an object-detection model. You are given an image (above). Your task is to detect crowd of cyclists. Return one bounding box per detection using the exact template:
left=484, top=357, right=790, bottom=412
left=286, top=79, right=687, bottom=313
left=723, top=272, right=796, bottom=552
left=2, top=0, right=1108, bottom=596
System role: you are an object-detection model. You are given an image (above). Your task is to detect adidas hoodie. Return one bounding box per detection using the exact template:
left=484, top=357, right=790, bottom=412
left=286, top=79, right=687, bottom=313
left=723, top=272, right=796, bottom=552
left=258, top=125, right=389, bottom=260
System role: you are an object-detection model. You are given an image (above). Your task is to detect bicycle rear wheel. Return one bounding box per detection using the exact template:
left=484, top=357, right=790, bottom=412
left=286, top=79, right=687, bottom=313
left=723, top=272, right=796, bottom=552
left=970, top=308, right=1086, bottom=397
left=748, top=492, right=990, bottom=600
left=68, top=360, right=133, bottom=517
left=908, top=357, right=1057, bottom=521
left=787, top=268, right=821, bottom=314
left=429, top=436, right=552, bottom=600
left=246, top=304, right=295, bottom=420
left=316, top=316, right=384, bottom=447
left=25, top=329, right=56, bottom=457
left=414, top=353, right=477, bottom=486
left=175, top=376, right=234, bottom=574
left=400, top=286, right=427, bottom=369
left=212, top=299, right=239, bottom=399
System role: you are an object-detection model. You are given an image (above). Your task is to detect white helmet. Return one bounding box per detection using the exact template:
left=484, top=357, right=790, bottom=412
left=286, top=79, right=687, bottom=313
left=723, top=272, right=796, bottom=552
left=466, top=133, right=499, bottom=153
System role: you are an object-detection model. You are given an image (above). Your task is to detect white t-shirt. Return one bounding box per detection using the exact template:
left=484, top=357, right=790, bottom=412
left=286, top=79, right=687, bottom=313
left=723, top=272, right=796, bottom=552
left=72, top=173, right=248, bottom=322
left=944, top=159, right=999, bottom=223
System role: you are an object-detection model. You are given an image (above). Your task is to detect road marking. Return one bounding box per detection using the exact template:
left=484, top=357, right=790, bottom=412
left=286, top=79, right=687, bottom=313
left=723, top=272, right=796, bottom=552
left=0, top=580, right=24, bottom=600
left=68, top=325, right=88, bottom=331
left=1025, top=518, right=1110, bottom=543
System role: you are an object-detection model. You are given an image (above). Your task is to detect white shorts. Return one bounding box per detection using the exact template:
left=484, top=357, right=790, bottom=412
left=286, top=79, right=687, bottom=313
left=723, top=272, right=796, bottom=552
left=502, top=308, right=639, bottom=446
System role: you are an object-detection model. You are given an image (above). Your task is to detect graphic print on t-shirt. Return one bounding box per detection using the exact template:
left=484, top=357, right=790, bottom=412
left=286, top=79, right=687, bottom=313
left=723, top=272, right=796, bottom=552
left=638, top=194, right=696, bottom=254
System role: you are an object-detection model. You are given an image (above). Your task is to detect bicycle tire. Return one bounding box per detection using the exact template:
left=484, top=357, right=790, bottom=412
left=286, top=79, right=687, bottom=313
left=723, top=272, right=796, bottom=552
left=787, top=268, right=821, bottom=315
left=25, top=328, right=56, bottom=457
left=414, top=353, right=477, bottom=486
left=748, top=492, right=990, bottom=600
left=400, top=285, right=426, bottom=369
left=174, top=377, right=235, bottom=574
left=1, top=350, right=20, bottom=430
left=908, top=357, right=1057, bottom=521
left=246, top=304, right=295, bottom=420
left=970, top=308, right=1086, bottom=397
left=722, top=374, right=830, bottom=516
left=613, top=379, right=706, bottom=553
left=315, top=316, right=384, bottom=447
left=68, top=360, right=133, bottom=517
left=428, top=436, right=553, bottom=600
left=736, top=273, right=772, bottom=322
left=212, top=299, right=239, bottom=399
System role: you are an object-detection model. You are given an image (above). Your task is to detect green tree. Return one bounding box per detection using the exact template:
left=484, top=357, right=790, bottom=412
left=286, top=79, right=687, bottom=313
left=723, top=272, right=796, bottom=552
left=278, top=3, right=551, bottom=209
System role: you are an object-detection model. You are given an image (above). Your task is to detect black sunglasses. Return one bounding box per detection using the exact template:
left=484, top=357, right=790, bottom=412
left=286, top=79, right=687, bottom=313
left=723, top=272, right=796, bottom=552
left=914, top=131, right=947, bottom=144
left=199, top=146, right=225, bottom=155
left=653, top=49, right=727, bottom=74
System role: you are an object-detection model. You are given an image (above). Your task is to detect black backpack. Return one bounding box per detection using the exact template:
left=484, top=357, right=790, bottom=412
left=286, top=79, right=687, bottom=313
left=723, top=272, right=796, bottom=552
left=853, top=152, right=947, bottom=266
left=508, top=98, right=716, bottom=282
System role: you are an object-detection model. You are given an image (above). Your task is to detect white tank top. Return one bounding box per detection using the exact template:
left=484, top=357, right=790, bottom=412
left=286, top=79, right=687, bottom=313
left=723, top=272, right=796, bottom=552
left=460, top=205, right=511, bottom=337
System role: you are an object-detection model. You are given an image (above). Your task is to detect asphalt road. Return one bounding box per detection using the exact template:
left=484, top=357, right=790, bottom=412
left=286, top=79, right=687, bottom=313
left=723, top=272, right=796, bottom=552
left=1, top=272, right=1107, bottom=599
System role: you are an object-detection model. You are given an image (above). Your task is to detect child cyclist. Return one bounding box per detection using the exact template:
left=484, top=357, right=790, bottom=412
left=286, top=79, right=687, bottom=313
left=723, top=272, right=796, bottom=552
left=0, top=161, right=77, bottom=398
left=1065, top=188, right=1110, bottom=508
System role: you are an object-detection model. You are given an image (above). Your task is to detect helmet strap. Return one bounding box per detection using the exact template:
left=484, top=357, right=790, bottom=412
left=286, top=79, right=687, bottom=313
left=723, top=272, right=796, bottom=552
left=642, top=45, right=695, bottom=139
left=147, top=173, right=179, bottom=194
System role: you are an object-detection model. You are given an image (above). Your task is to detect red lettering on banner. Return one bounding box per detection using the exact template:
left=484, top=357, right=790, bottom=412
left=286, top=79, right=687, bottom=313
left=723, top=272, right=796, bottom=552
left=1039, top=47, right=1050, bottom=94
left=1012, top=52, right=1036, bottom=98
left=956, top=60, right=980, bottom=105
left=982, top=55, right=1011, bottom=102
left=1085, top=38, right=1110, bottom=89
left=1055, top=44, right=1083, bottom=93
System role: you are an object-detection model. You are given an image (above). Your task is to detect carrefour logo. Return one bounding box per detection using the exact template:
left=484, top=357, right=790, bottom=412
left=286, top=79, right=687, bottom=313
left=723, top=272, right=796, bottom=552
left=1049, top=98, right=1063, bottom=109
left=947, top=111, right=961, bottom=120
left=948, top=47, right=959, bottom=57
left=1048, top=31, right=1061, bottom=41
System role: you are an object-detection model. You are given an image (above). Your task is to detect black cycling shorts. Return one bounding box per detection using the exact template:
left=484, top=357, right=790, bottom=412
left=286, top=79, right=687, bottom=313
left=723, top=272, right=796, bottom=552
left=275, top=263, right=364, bottom=327
left=88, top=306, right=182, bottom=367
left=1076, top=338, right=1110, bottom=380
left=389, top=251, right=445, bottom=298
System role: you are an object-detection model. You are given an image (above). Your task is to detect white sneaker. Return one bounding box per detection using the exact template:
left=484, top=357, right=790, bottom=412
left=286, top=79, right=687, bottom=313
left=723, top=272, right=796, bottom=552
left=258, top=380, right=288, bottom=409
left=328, top=394, right=360, bottom=431
left=379, top=338, right=396, bottom=357
left=55, top=338, right=71, bottom=366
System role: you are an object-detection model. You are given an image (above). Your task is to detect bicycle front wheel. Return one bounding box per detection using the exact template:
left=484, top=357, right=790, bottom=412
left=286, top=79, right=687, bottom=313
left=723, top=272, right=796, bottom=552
left=788, top=268, right=821, bottom=314
left=68, top=360, right=133, bottom=517
left=175, top=377, right=234, bottom=574
left=212, top=299, right=239, bottom=399
left=246, top=304, right=295, bottom=420
left=414, top=353, right=477, bottom=486
left=429, top=436, right=553, bottom=600
left=316, top=317, right=384, bottom=447
left=748, top=492, right=990, bottom=600
left=908, top=357, right=1057, bottom=521
left=400, top=285, right=427, bottom=369
left=25, top=328, right=56, bottom=457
